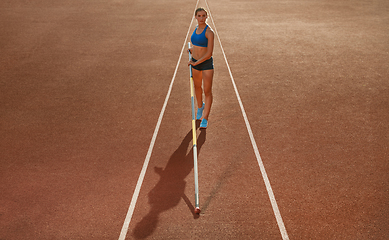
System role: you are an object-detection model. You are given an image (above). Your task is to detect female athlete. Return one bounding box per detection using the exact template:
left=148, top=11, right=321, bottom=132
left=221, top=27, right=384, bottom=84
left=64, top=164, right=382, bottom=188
left=188, top=7, right=214, bottom=129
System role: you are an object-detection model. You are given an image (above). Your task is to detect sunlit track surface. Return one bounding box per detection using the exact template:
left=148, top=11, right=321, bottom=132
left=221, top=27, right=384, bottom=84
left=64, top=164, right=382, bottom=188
left=0, top=0, right=388, bottom=239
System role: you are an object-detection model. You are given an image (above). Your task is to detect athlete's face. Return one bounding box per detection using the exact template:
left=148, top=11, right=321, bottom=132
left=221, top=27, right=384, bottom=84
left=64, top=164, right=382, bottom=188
left=195, top=10, right=207, bottom=25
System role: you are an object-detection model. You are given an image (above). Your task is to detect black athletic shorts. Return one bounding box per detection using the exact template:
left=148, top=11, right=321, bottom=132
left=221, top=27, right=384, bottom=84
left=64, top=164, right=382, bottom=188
left=191, top=57, right=214, bottom=71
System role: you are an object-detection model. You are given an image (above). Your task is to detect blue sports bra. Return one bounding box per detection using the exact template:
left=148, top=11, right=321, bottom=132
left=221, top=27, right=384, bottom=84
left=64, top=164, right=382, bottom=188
left=191, top=25, right=208, bottom=47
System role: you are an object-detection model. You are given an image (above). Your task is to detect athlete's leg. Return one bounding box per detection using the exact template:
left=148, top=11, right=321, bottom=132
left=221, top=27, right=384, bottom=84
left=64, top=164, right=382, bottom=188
left=192, top=68, right=204, bottom=108
left=202, top=69, right=214, bottom=120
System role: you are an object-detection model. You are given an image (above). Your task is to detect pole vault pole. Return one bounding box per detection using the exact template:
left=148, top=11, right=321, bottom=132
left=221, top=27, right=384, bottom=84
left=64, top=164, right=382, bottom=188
left=188, top=42, right=201, bottom=215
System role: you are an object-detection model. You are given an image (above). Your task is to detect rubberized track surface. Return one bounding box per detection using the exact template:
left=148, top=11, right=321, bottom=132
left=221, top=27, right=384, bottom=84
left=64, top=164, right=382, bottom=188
left=1, top=0, right=388, bottom=239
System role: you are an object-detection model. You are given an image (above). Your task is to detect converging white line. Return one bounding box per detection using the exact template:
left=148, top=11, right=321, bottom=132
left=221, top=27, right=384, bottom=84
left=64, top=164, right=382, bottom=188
left=118, top=2, right=200, bottom=240
left=204, top=1, right=290, bottom=239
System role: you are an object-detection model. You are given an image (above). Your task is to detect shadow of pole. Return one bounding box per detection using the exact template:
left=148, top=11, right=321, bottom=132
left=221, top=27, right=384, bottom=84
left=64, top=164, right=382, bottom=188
left=132, top=128, right=206, bottom=239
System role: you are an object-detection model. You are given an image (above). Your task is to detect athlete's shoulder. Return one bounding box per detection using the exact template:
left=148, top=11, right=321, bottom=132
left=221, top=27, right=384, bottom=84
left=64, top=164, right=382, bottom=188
left=205, top=25, right=214, bottom=36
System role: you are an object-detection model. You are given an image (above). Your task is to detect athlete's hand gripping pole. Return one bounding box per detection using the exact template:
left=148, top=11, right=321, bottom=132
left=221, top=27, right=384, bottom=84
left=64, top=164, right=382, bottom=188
left=188, top=42, right=201, bottom=215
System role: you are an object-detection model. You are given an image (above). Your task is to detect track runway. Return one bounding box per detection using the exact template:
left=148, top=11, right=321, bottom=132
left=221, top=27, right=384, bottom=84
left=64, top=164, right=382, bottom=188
left=1, top=0, right=388, bottom=239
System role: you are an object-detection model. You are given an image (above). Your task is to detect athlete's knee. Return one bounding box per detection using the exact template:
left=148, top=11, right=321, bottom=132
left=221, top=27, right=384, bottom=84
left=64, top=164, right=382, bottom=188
left=204, top=89, right=213, bottom=97
left=194, top=84, right=202, bottom=91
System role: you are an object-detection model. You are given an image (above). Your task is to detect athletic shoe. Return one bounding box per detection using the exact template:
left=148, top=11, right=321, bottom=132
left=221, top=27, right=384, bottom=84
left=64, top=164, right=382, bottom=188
left=200, top=118, right=208, bottom=129
left=196, top=102, right=205, bottom=120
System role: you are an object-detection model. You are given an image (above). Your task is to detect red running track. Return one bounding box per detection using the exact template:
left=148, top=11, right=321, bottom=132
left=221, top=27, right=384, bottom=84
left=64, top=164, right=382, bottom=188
left=1, top=0, right=388, bottom=239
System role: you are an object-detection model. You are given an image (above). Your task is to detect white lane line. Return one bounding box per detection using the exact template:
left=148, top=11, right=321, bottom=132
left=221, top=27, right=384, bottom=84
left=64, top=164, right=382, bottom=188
left=205, top=1, right=290, bottom=239
left=118, top=2, right=199, bottom=239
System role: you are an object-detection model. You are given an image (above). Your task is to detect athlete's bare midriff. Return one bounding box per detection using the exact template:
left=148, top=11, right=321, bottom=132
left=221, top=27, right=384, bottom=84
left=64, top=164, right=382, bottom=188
left=192, top=45, right=208, bottom=61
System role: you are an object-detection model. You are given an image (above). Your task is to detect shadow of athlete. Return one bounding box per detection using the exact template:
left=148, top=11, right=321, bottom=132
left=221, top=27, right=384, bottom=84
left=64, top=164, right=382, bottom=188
left=132, top=128, right=206, bottom=239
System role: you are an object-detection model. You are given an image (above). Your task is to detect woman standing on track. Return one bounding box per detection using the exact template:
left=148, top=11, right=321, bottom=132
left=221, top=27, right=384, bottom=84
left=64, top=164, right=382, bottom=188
left=188, top=7, right=214, bottom=129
